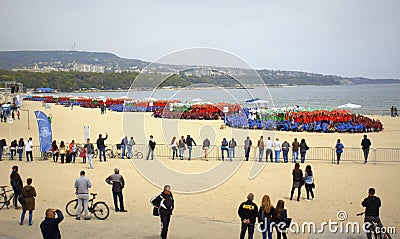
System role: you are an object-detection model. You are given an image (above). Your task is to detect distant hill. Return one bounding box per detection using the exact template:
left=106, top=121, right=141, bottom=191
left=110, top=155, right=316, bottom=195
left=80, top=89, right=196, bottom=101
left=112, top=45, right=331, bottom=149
left=0, top=50, right=399, bottom=88
left=0, top=50, right=148, bottom=71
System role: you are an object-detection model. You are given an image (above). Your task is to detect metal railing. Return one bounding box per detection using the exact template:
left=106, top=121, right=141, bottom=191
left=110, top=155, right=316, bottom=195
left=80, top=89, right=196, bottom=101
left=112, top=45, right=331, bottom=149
left=1, top=144, right=399, bottom=163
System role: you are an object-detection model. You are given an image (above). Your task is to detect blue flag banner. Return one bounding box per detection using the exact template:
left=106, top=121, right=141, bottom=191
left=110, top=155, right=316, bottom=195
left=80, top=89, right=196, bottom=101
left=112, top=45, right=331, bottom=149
left=34, top=111, right=53, bottom=152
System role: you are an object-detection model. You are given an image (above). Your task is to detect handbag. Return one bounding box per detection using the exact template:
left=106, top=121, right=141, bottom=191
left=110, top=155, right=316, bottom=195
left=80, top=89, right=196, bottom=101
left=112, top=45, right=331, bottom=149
left=285, top=217, right=292, bottom=229
left=311, top=183, right=315, bottom=189
left=152, top=207, right=159, bottom=216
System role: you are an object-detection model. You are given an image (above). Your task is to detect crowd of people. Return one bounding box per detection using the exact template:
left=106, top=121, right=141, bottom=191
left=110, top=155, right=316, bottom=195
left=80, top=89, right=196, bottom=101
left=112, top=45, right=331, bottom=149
left=225, top=109, right=384, bottom=133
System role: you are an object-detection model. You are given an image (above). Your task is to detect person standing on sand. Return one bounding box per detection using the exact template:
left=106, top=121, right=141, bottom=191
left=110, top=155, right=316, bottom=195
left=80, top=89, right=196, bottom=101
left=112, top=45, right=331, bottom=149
left=74, top=171, right=92, bottom=220
left=244, top=136, right=252, bottom=161
left=186, top=135, right=196, bottom=160
left=290, top=163, right=303, bottom=201
left=258, top=195, right=275, bottom=239
left=361, top=135, right=372, bottom=163
left=0, top=138, right=6, bottom=161
left=96, top=133, right=108, bottom=162
left=10, top=165, right=23, bottom=209
left=40, top=208, right=64, bottom=239
left=221, top=138, right=229, bottom=161
left=59, top=141, right=66, bottom=164
left=274, top=138, right=282, bottom=163
left=146, top=135, right=156, bottom=160
left=120, top=136, right=128, bottom=159
left=170, top=136, right=178, bottom=160
left=151, top=185, right=174, bottom=239
left=203, top=138, right=210, bottom=161
left=25, top=137, right=33, bottom=162
left=105, top=168, right=127, bottom=212
left=178, top=136, right=186, bottom=160
left=84, top=138, right=95, bottom=169
left=299, top=138, right=309, bottom=163
left=51, top=140, right=59, bottom=162
left=292, top=138, right=299, bottom=163
left=229, top=138, right=237, bottom=161
left=20, top=178, right=36, bottom=225
left=265, top=137, right=273, bottom=162
left=304, top=165, right=315, bottom=201
left=17, top=138, right=24, bottom=161
left=127, top=136, right=136, bottom=159
left=238, top=193, right=258, bottom=239
left=258, top=136, right=265, bottom=162
left=274, top=200, right=289, bottom=239
left=335, top=139, right=344, bottom=165
left=282, top=140, right=290, bottom=163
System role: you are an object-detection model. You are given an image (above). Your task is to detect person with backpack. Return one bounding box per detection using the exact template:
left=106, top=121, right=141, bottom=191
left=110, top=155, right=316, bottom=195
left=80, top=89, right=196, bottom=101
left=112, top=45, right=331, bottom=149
left=335, top=139, right=344, bottom=165
left=151, top=185, right=174, bottom=239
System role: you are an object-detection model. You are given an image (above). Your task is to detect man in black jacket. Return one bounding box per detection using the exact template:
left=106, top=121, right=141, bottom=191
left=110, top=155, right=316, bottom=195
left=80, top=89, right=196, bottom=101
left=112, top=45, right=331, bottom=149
left=361, top=135, right=372, bottom=163
left=10, top=165, right=23, bottom=209
left=151, top=185, right=174, bottom=239
left=238, top=193, right=258, bottom=239
left=146, top=135, right=156, bottom=160
left=96, top=133, right=108, bottom=162
left=185, top=135, right=196, bottom=160
left=362, top=188, right=381, bottom=239
left=40, top=208, right=64, bottom=239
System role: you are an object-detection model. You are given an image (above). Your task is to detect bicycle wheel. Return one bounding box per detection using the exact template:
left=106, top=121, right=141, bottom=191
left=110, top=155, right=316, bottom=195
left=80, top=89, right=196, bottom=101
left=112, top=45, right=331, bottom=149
left=93, top=201, right=109, bottom=220
left=66, top=199, right=79, bottom=216
left=136, top=152, right=143, bottom=159
left=106, top=149, right=114, bottom=158
left=0, top=194, right=6, bottom=209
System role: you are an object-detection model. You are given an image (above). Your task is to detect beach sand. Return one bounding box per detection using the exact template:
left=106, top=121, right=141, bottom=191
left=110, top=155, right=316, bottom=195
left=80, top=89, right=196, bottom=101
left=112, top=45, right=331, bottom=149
left=0, top=101, right=399, bottom=239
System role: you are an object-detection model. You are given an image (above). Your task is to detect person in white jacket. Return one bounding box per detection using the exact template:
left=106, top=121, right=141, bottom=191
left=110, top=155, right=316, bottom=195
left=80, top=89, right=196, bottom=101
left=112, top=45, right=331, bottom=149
left=273, top=138, right=282, bottom=163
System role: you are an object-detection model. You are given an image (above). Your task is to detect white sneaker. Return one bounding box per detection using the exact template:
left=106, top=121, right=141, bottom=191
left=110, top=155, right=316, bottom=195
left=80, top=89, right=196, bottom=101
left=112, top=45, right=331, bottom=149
left=305, top=199, right=310, bottom=201
left=312, top=197, right=315, bottom=200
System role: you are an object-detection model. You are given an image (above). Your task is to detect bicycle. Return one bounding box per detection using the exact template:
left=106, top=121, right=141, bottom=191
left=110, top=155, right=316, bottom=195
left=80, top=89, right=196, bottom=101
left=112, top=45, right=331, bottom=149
left=132, top=150, right=143, bottom=159
left=356, top=212, right=392, bottom=239
left=0, top=186, right=15, bottom=210
left=65, top=193, right=109, bottom=220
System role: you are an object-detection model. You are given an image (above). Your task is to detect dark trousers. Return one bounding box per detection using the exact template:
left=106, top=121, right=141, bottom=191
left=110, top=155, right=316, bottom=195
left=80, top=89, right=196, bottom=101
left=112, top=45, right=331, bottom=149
left=337, top=152, right=342, bottom=164
left=240, top=222, right=255, bottom=239
left=265, top=149, right=273, bottom=162
left=365, top=216, right=380, bottom=239
left=305, top=183, right=314, bottom=199
left=99, top=148, right=106, bottom=161
left=245, top=147, right=251, bottom=161
left=363, top=148, right=370, bottom=162
left=53, top=153, right=58, bottom=162
left=290, top=186, right=301, bottom=201
left=13, top=189, right=22, bottom=207
left=276, top=230, right=287, bottom=239
left=26, top=151, right=33, bottom=161
left=0, top=147, right=2, bottom=160
left=60, top=154, right=65, bottom=163
left=112, top=191, right=125, bottom=211
left=10, top=149, right=16, bottom=160
left=221, top=148, right=228, bottom=160
left=160, top=214, right=171, bottom=239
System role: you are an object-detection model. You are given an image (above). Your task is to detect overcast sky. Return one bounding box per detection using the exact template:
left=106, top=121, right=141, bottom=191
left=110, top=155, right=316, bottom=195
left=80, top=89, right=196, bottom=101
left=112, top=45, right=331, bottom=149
left=0, top=0, right=399, bottom=78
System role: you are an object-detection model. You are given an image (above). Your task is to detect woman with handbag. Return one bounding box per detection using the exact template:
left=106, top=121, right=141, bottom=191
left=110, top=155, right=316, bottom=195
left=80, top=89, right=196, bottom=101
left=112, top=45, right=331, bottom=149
left=290, top=163, right=303, bottom=201
left=20, top=178, right=36, bottom=225
left=274, top=200, right=289, bottom=239
left=304, top=165, right=315, bottom=201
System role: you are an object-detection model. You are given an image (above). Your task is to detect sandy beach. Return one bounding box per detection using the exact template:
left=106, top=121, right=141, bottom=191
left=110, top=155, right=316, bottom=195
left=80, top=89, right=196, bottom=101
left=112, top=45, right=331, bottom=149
left=0, top=101, right=399, bottom=239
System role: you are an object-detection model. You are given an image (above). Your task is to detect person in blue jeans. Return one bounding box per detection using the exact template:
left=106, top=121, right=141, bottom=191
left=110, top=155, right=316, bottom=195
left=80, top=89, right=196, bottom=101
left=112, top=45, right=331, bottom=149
left=186, top=135, right=196, bottom=160
left=221, top=138, right=228, bottom=161
left=274, top=138, right=282, bottom=163
left=299, top=138, right=309, bottom=163
left=335, top=139, right=344, bottom=164
left=96, top=133, right=108, bottom=162
left=258, top=195, right=275, bottom=239
left=292, top=138, right=299, bottom=163
left=20, top=178, right=36, bottom=225
left=281, top=140, right=290, bottom=163
left=120, top=136, right=128, bottom=159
